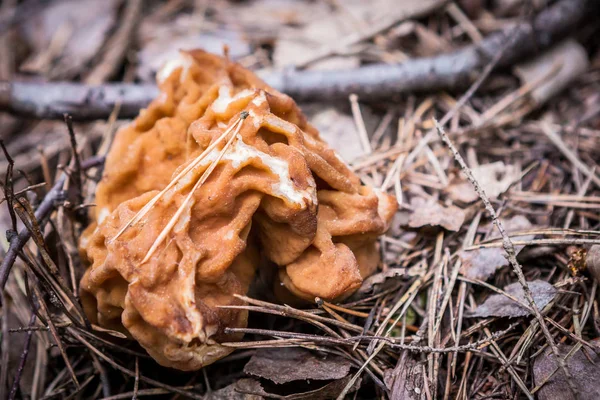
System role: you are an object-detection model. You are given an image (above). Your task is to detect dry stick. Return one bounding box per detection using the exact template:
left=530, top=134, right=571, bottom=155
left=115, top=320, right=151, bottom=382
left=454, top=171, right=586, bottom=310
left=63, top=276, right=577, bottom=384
left=0, top=292, right=8, bottom=400
left=483, top=327, right=533, bottom=399
left=224, top=325, right=514, bottom=354
left=464, top=238, right=600, bottom=250
left=434, top=120, right=579, bottom=399
left=0, top=155, right=104, bottom=291
left=432, top=258, right=461, bottom=339
left=402, top=17, right=509, bottom=169
left=31, top=280, right=80, bottom=389
left=63, top=114, right=85, bottom=211
left=319, top=300, right=419, bottom=332
left=0, top=182, right=47, bottom=205
left=0, top=0, right=592, bottom=120
left=232, top=0, right=588, bottom=104
left=349, top=94, right=372, bottom=154
left=88, top=352, right=110, bottom=398
left=427, top=238, right=445, bottom=399
left=0, top=140, right=18, bottom=231
left=221, top=304, right=361, bottom=336
left=230, top=295, right=365, bottom=333
left=339, top=270, right=433, bottom=399
left=133, top=357, right=139, bottom=400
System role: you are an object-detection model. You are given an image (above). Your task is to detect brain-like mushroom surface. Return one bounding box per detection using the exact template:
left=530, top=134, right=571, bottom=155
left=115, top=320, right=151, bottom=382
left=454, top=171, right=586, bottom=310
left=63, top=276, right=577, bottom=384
left=80, top=50, right=397, bottom=370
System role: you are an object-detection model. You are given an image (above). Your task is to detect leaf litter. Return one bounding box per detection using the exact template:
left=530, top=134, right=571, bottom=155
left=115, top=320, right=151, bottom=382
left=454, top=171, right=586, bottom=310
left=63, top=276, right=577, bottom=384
left=534, top=343, right=600, bottom=400
left=0, top=1, right=599, bottom=399
left=459, top=215, right=536, bottom=280
left=243, top=348, right=352, bottom=384
left=468, top=280, right=558, bottom=318
left=407, top=197, right=466, bottom=232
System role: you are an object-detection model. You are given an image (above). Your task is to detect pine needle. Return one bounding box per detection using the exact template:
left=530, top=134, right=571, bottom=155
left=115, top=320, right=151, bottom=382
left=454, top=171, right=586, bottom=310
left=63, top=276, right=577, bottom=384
left=110, top=116, right=244, bottom=242
left=140, top=112, right=248, bottom=263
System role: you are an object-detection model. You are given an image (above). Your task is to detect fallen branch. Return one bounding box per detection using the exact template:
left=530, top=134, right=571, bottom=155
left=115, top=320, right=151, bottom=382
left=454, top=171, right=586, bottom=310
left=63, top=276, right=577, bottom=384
left=0, top=0, right=594, bottom=120
left=0, top=81, right=157, bottom=121
left=0, top=156, right=104, bottom=291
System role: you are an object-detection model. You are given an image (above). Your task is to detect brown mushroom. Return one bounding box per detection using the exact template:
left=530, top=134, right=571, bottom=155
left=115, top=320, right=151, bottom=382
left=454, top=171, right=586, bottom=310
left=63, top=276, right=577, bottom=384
left=80, top=50, right=397, bottom=371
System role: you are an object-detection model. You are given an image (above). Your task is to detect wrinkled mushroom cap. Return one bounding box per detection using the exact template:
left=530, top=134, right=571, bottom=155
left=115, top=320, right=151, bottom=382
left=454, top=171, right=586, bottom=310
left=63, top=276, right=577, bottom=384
left=80, top=50, right=397, bottom=371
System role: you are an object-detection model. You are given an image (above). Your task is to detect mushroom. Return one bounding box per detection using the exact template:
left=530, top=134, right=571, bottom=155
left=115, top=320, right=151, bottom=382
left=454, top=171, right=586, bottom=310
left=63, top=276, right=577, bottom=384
left=80, top=50, right=397, bottom=370
left=279, top=187, right=398, bottom=301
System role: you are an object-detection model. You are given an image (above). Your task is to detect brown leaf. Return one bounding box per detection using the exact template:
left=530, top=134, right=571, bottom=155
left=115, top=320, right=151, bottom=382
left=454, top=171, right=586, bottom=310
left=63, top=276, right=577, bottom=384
left=355, top=265, right=425, bottom=297
left=459, top=215, right=535, bottom=280
left=468, top=280, right=557, bottom=318
left=218, top=0, right=333, bottom=34
left=205, top=381, right=262, bottom=400
left=244, top=348, right=352, bottom=384
left=236, top=376, right=359, bottom=400
left=384, top=352, right=425, bottom=399
left=356, top=268, right=407, bottom=296
left=534, top=343, right=600, bottom=400
left=408, top=198, right=466, bottom=232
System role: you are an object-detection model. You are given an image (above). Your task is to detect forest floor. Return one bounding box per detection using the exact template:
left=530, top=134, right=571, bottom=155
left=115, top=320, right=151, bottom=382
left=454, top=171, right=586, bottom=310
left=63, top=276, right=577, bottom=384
left=0, top=0, right=599, bottom=399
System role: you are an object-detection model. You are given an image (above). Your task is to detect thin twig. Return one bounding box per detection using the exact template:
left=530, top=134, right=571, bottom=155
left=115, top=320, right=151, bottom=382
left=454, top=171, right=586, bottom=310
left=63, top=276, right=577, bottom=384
left=434, top=119, right=579, bottom=399
left=63, top=114, right=85, bottom=210
left=0, top=156, right=104, bottom=291
left=8, top=312, right=37, bottom=400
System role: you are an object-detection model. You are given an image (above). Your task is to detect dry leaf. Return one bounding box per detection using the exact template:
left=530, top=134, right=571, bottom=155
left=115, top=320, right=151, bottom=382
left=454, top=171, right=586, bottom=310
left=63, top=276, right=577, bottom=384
left=205, top=381, right=262, bottom=400
left=447, top=161, right=521, bottom=203
left=244, top=348, right=352, bottom=384
left=534, top=343, right=600, bottom=400
left=408, top=197, right=466, bottom=232
left=355, top=266, right=424, bottom=296
left=460, top=215, right=534, bottom=280
left=468, top=280, right=557, bottom=318
left=219, top=0, right=332, bottom=34
left=236, top=377, right=358, bottom=400
left=384, top=352, right=425, bottom=399
left=356, top=268, right=407, bottom=296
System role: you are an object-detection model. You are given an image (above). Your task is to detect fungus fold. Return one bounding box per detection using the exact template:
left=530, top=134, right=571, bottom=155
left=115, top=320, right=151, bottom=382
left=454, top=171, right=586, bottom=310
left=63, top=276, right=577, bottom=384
left=80, top=50, right=397, bottom=370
